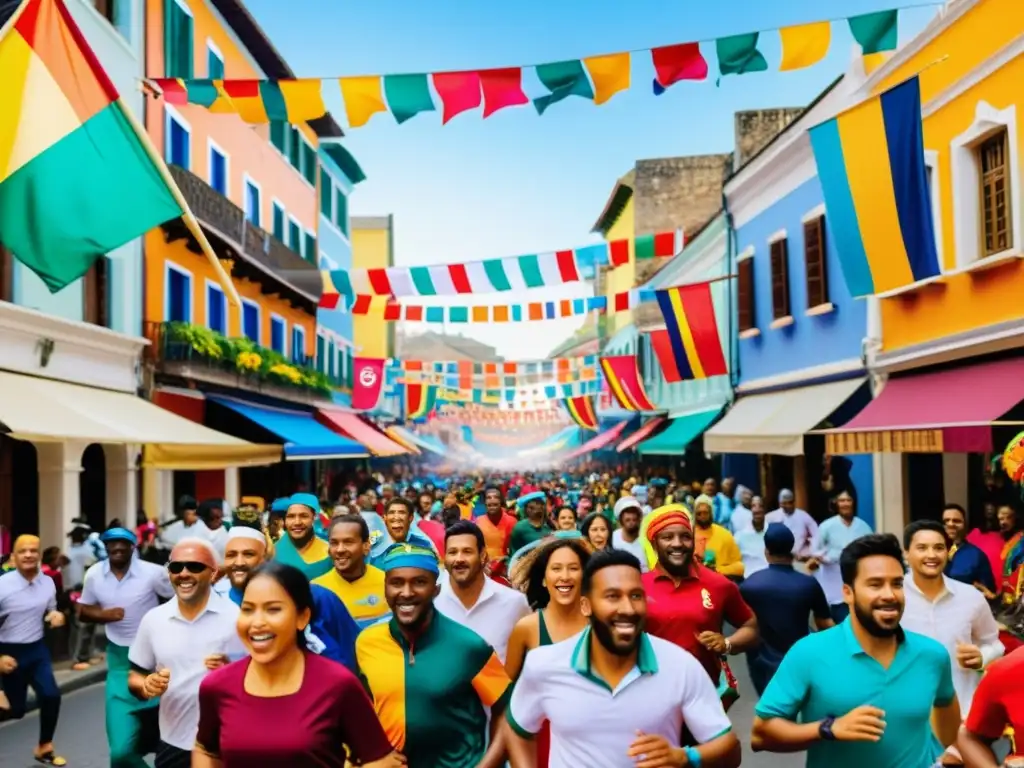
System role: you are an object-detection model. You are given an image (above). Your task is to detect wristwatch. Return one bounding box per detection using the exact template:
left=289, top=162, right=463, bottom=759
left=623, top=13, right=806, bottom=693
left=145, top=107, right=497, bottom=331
left=819, top=716, right=837, bottom=741
left=723, top=637, right=733, bottom=655
left=683, top=745, right=702, bottom=767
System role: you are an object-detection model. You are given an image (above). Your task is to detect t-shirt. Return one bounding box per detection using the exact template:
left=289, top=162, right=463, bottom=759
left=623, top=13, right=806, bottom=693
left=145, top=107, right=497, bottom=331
left=509, top=520, right=553, bottom=556
left=313, top=566, right=390, bottom=631
left=272, top=535, right=332, bottom=581
left=964, top=646, right=1024, bottom=757
left=195, top=654, right=393, bottom=767
left=476, top=513, right=517, bottom=562
left=739, top=564, right=830, bottom=661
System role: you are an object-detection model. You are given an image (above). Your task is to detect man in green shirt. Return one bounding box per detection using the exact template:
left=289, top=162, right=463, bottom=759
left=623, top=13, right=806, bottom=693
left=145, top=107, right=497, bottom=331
left=509, top=492, right=553, bottom=556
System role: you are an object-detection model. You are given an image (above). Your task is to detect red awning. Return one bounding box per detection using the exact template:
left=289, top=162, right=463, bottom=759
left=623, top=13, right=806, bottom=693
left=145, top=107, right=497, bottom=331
left=317, top=409, right=409, bottom=457
left=616, top=416, right=667, bottom=452
left=822, top=357, right=1024, bottom=454
left=564, top=421, right=630, bottom=460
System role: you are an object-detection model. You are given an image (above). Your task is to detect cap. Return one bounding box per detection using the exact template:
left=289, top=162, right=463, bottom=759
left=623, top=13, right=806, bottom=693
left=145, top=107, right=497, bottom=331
left=764, top=523, right=796, bottom=556
left=613, top=496, right=642, bottom=518
left=100, top=527, right=137, bottom=545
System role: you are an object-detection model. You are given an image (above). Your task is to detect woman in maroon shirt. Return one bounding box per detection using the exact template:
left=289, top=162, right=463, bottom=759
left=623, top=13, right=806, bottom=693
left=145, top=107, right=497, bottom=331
left=193, top=562, right=403, bottom=768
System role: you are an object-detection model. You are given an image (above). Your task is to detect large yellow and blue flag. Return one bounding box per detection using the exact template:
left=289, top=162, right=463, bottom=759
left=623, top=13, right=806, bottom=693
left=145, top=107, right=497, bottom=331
left=809, top=76, right=939, bottom=297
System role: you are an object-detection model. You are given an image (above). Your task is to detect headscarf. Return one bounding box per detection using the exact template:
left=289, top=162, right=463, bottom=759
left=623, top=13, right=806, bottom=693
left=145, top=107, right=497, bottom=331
left=377, top=543, right=439, bottom=575
left=640, top=503, right=693, bottom=570
left=692, top=494, right=715, bottom=515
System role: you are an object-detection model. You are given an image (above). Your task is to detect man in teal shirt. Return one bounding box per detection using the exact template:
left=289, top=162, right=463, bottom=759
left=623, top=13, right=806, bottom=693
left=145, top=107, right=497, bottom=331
left=751, top=533, right=960, bottom=768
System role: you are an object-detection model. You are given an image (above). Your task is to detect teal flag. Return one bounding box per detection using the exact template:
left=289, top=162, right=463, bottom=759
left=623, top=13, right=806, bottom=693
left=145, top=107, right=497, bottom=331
left=716, top=33, right=768, bottom=77
left=849, top=10, right=899, bottom=55
left=533, top=60, right=595, bottom=115
left=383, top=74, right=436, bottom=124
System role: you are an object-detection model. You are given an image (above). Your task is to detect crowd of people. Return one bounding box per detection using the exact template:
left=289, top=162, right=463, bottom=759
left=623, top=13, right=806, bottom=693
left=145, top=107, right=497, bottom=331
left=1, top=469, right=1024, bottom=767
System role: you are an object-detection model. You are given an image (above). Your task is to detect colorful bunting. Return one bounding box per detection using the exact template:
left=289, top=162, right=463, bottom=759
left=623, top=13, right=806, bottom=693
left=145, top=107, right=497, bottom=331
left=339, top=76, right=387, bottom=128
left=383, top=73, right=436, bottom=124
left=652, top=43, right=708, bottom=94
left=779, top=22, right=831, bottom=72
left=583, top=53, right=631, bottom=105
left=427, top=378, right=602, bottom=407
left=565, top=396, right=600, bottom=431
left=716, top=33, right=769, bottom=77
left=432, top=71, right=482, bottom=123
left=390, top=355, right=599, bottom=377
left=404, top=384, right=438, bottom=420
left=534, top=60, right=595, bottom=115
left=848, top=10, right=899, bottom=56
left=653, top=283, right=728, bottom=381
left=600, top=356, right=657, bottom=412
left=480, top=68, right=530, bottom=117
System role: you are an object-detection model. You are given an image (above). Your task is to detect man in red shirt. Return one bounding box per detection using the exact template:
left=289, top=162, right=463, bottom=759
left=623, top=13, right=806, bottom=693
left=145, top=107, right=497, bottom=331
left=476, top=486, right=516, bottom=580
left=959, top=645, right=1024, bottom=765
left=642, top=505, right=759, bottom=695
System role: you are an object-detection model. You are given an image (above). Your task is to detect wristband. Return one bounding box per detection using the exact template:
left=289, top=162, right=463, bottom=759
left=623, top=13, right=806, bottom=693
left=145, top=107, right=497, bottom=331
left=684, top=745, right=702, bottom=767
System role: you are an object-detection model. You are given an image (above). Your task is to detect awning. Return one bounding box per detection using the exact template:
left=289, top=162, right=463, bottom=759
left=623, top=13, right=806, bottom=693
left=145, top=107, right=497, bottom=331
left=704, top=378, right=866, bottom=456
left=388, top=425, right=446, bottom=456
left=616, top=416, right=667, bottom=452
left=317, top=409, right=408, bottom=457
left=0, top=371, right=280, bottom=469
left=821, top=358, right=1024, bottom=454
left=384, top=426, right=421, bottom=455
left=564, top=421, right=629, bottom=461
left=207, top=395, right=368, bottom=460
left=638, top=408, right=722, bottom=456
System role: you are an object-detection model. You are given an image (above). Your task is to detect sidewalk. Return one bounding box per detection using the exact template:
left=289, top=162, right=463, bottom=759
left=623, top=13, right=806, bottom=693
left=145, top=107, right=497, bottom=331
left=25, top=660, right=107, bottom=712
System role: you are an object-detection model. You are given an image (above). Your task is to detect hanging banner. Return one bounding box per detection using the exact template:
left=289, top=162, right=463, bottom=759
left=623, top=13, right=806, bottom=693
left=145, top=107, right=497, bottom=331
left=652, top=282, right=729, bottom=381
left=564, top=396, right=600, bottom=431
left=352, top=357, right=386, bottom=411
left=600, top=356, right=657, bottom=411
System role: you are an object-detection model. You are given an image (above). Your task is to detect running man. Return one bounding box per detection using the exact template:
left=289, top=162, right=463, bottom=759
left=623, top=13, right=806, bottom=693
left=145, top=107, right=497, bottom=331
left=273, top=493, right=332, bottom=580
left=314, top=514, right=391, bottom=630
left=505, top=548, right=741, bottom=768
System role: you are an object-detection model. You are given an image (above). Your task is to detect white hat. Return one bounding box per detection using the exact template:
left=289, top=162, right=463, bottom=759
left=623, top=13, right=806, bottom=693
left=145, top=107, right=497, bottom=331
left=226, top=527, right=266, bottom=545
left=614, top=497, right=643, bottom=518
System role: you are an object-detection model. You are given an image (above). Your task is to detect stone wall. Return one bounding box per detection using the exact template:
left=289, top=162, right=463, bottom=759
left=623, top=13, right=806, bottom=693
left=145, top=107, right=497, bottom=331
left=734, top=108, right=804, bottom=168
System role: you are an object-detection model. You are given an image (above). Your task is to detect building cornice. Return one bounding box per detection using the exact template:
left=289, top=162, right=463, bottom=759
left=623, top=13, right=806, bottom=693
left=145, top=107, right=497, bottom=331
left=0, top=302, right=147, bottom=356
left=874, top=317, right=1024, bottom=373
left=736, top=357, right=864, bottom=394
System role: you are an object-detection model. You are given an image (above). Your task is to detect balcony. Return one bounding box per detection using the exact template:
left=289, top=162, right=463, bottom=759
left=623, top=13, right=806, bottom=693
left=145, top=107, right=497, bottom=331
left=160, top=166, right=323, bottom=314
left=143, top=321, right=334, bottom=406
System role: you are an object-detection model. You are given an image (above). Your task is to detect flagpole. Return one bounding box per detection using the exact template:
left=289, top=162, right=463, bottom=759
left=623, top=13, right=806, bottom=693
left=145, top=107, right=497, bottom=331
left=114, top=97, right=242, bottom=309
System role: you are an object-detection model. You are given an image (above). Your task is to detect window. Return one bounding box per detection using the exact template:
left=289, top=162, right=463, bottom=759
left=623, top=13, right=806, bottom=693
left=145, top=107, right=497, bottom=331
left=270, top=121, right=287, bottom=154
left=92, top=0, right=132, bottom=41
left=316, top=333, right=326, bottom=373
left=304, top=231, right=317, bottom=262
left=206, top=282, right=226, bottom=334
left=206, top=41, right=224, bottom=79
left=302, top=144, right=317, bottom=185
left=164, top=0, right=193, bottom=79
left=737, top=256, right=755, bottom=332
left=288, top=217, right=302, bottom=253
left=166, top=263, right=192, bottom=323
left=208, top=141, right=227, bottom=195
left=287, top=129, right=301, bottom=170
left=272, top=201, right=285, bottom=241
left=980, top=129, right=1012, bottom=257
left=803, top=216, right=829, bottom=308
left=166, top=109, right=191, bottom=169
left=335, top=190, right=348, bottom=236
left=769, top=238, right=791, bottom=320
left=292, top=326, right=306, bottom=364
left=82, top=257, right=109, bottom=328
left=270, top=315, right=286, bottom=355
left=327, top=340, right=337, bottom=380
left=320, top=168, right=333, bottom=218
left=244, top=178, right=261, bottom=226
left=242, top=300, right=260, bottom=342
left=0, top=247, right=12, bottom=303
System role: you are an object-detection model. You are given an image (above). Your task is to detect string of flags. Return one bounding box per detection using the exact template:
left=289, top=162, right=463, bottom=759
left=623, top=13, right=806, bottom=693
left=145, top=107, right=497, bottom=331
left=388, top=355, right=599, bottom=379
left=149, top=9, right=906, bottom=129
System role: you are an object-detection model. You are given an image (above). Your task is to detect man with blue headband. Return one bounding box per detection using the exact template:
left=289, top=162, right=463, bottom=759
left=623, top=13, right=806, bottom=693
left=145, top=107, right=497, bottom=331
left=272, top=493, right=332, bottom=581
left=77, top=527, right=173, bottom=767
left=356, top=543, right=513, bottom=767
left=508, top=491, right=553, bottom=556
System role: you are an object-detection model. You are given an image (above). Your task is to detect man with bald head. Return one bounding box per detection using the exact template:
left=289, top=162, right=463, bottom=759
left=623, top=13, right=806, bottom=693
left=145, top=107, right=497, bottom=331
left=128, top=538, right=244, bottom=767
left=0, top=535, right=67, bottom=765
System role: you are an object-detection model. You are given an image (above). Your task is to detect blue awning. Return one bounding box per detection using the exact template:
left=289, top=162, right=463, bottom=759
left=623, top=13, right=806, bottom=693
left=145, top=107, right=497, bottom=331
left=207, top=396, right=368, bottom=460
left=637, top=408, right=722, bottom=456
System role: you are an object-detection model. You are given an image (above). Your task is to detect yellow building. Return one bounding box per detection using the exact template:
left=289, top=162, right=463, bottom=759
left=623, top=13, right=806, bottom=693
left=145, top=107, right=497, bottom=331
left=592, top=171, right=636, bottom=337
left=824, top=0, right=1024, bottom=530
left=352, top=215, right=395, bottom=359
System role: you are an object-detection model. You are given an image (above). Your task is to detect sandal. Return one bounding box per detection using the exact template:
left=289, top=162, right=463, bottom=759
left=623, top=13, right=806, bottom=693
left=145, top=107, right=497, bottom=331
left=34, top=751, right=67, bottom=766
left=71, top=662, right=91, bottom=671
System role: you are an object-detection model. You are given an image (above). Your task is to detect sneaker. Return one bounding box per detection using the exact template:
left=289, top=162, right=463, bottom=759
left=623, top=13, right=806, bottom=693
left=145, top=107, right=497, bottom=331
left=72, top=662, right=91, bottom=671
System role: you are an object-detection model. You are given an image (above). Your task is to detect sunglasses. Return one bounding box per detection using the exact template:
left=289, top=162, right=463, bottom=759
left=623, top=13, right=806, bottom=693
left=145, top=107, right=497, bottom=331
left=167, top=561, right=210, bottom=575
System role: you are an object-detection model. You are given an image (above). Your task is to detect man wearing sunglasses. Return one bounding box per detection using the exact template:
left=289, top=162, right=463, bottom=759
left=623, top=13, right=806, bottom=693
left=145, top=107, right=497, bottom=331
left=127, top=539, right=244, bottom=768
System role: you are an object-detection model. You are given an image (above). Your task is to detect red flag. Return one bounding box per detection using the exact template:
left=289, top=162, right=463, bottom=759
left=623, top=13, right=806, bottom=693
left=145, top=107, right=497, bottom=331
left=479, top=68, right=529, bottom=117
left=352, top=357, right=385, bottom=411
left=432, top=71, right=482, bottom=123
left=651, top=43, right=708, bottom=91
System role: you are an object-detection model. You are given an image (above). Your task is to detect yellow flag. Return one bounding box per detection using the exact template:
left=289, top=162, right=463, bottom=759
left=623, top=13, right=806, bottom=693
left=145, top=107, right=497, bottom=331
left=207, top=80, right=235, bottom=114
left=280, top=78, right=328, bottom=123
left=340, top=76, right=387, bottom=128
left=863, top=51, right=892, bottom=74
left=779, top=21, right=831, bottom=71
left=583, top=52, right=631, bottom=105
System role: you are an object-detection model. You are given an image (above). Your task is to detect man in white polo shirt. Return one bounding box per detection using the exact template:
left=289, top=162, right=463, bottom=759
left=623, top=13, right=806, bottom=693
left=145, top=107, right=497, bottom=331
left=436, top=520, right=530, bottom=663
left=128, top=538, right=244, bottom=768
left=78, top=527, right=174, bottom=768
left=505, top=548, right=741, bottom=768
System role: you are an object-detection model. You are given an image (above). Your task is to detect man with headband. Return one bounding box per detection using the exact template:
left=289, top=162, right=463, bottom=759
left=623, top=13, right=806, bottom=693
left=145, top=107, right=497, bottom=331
left=128, top=538, right=244, bottom=768
left=0, top=535, right=67, bottom=766
left=356, top=543, right=513, bottom=767
left=272, top=493, right=332, bottom=580
left=508, top=491, right=553, bottom=556
left=78, top=527, right=174, bottom=767
left=641, top=505, right=759, bottom=714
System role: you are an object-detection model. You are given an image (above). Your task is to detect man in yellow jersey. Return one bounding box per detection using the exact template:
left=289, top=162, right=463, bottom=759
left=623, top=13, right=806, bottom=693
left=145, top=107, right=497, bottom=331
left=272, top=493, right=331, bottom=580
left=314, top=514, right=391, bottom=630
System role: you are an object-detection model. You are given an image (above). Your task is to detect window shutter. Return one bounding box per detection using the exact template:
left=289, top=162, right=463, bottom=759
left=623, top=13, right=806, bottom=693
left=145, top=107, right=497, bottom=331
left=288, top=128, right=301, bottom=170
left=272, top=205, right=285, bottom=240
left=304, top=232, right=316, bottom=262
left=770, top=239, right=791, bottom=320
left=303, top=145, right=317, bottom=185
left=804, top=217, right=828, bottom=308
left=980, top=130, right=1012, bottom=257
left=82, top=257, right=109, bottom=328
left=0, top=246, right=12, bottom=303
left=270, top=121, right=287, bottom=154
left=335, top=192, right=348, bottom=236
left=320, top=169, right=333, bottom=218
left=737, top=258, right=754, bottom=332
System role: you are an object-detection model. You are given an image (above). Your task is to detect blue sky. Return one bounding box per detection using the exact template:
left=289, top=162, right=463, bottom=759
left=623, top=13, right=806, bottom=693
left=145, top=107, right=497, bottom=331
left=244, top=0, right=939, bottom=360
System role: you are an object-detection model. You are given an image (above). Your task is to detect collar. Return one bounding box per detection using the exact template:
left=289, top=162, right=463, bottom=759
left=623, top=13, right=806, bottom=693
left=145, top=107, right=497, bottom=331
left=652, top=563, right=700, bottom=583
left=101, top=558, right=138, bottom=579
left=388, top=608, right=442, bottom=651
left=441, top=573, right=496, bottom=607
left=570, top=627, right=658, bottom=689
left=171, top=592, right=227, bottom=622
left=906, top=572, right=954, bottom=602
left=840, top=615, right=907, bottom=657
left=767, top=563, right=795, bottom=572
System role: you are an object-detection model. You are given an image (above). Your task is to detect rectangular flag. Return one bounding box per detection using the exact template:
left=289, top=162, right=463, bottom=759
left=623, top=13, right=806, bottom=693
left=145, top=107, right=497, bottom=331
left=600, top=355, right=657, bottom=412
left=808, top=76, right=939, bottom=296
left=0, top=0, right=185, bottom=292
left=564, top=395, right=599, bottom=431
left=352, top=357, right=386, bottom=411
left=404, top=383, right=437, bottom=421
left=653, top=283, right=728, bottom=381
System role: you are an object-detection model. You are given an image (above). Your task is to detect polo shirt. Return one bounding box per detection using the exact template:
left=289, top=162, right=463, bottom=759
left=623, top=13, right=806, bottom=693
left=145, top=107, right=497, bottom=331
left=814, top=515, right=873, bottom=605
left=476, top=513, right=517, bottom=562
left=755, top=621, right=954, bottom=768
left=368, top=528, right=437, bottom=566
left=507, top=628, right=732, bottom=768
left=273, top=534, right=332, bottom=581
left=694, top=524, right=744, bottom=577
left=901, top=573, right=1003, bottom=714
left=313, top=565, right=391, bottom=630
left=739, top=564, right=830, bottom=660
left=79, top=557, right=174, bottom=646
left=435, top=575, right=531, bottom=663
left=964, top=646, right=1024, bottom=757
left=945, top=540, right=996, bottom=593
left=509, top=520, right=554, bottom=556
left=765, top=508, right=819, bottom=559
left=128, top=592, right=246, bottom=751
left=642, top=565, right=753, bottom=682
left=734, top=526, right=767, bottom=576
left=0, top=570, right=56, bottom=644
left=356, top=611, right=512, bottom=768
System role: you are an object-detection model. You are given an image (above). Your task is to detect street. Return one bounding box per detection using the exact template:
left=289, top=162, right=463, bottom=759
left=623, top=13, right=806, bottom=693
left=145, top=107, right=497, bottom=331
left=0, top=662, right=792, bottom=767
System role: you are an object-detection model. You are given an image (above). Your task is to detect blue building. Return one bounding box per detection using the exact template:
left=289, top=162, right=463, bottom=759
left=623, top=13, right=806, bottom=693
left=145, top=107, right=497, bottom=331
left=706, top=73, right=877, bottom=529
left=316, top=141, right=365, bottom=407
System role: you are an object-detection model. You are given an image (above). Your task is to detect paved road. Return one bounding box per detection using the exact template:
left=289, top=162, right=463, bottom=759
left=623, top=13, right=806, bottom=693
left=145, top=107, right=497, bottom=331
left=0, top=660, right=792, bottom=767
